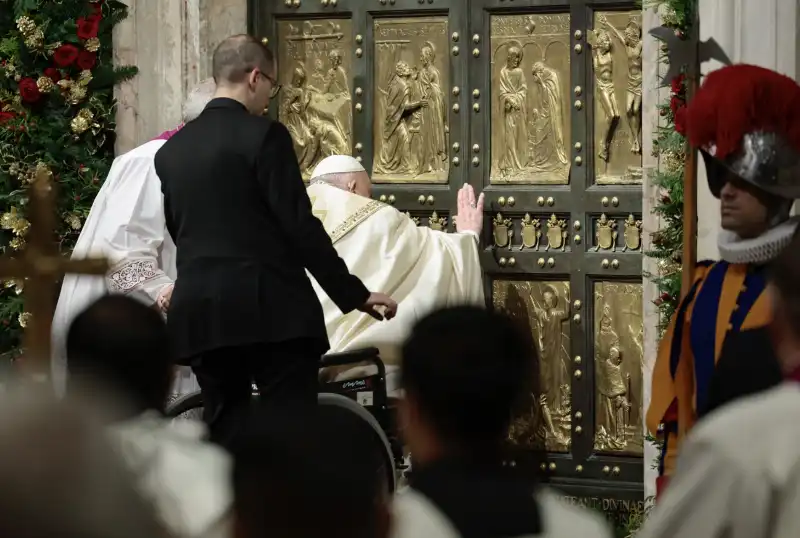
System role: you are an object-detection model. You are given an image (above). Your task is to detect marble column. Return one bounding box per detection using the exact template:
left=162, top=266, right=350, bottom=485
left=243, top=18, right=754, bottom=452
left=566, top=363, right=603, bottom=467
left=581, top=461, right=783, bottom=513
left=113, top=0, right=247, bottom=155
left=640, top=4, right=666, bottom=502
left=696, top=0, right=799, bottom=259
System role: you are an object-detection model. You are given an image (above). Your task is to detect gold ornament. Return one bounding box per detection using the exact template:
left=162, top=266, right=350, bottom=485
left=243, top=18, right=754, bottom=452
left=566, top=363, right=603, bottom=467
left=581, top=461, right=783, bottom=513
left=36, top=76, right=56, bottom=93
left=24, top=29, right=44, bottom=50
left=66, top=214, right=82, bottom=230
left=9, top=237, right=26, bottom=250
left=46, top=41, right=62, bottom=56
left=18, top=312, right=31, bottom=329
left=0, top=207, right=30, bottom=236
left=661, top=5, right=679, bottom=27
left=71, top=108, right=94, bottom=134
left=3, top=279, right=23, bottom=295
left=15, top=16, right=36, bottom=36
left=84, top=37, right=101, bottom=52
left=34, top=161, right=53, bottom=182
left=57, top=79, right=74, bottom=91
left=661, top=150, right=685, bottom=174
left=78, top=70, right=93, bottom=85
left=68, top=85, right=88, bottom=105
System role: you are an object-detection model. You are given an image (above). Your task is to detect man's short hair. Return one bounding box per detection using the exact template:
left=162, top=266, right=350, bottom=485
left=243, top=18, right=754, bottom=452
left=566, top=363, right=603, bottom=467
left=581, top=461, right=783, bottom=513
left=212, top=34, right=275, bottom=84
left=232, top=405, right=388, bottom=538
left=66, top=294, right=173, bottom=414
left=401, top=306, right=537, bottom=446
left=770, top=226, right=800, bottom=329
left=182, top=78, right=216, bottom=122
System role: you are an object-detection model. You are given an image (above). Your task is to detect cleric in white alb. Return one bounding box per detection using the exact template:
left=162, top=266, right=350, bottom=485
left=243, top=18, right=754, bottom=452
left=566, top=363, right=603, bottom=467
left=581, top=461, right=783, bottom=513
left=307, top=155, right=485, bottom=390
left=51, top=79, right=216, bottom=396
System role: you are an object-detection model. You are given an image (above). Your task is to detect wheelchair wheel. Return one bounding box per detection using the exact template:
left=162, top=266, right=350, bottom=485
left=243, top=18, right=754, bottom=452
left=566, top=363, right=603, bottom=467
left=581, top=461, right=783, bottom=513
left=165, top=390, right=397, bottom=492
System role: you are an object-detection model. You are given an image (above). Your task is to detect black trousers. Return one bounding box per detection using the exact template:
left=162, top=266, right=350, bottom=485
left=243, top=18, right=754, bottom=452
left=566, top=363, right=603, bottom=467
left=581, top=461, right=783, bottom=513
left=190, top=339, right=321, bottom=447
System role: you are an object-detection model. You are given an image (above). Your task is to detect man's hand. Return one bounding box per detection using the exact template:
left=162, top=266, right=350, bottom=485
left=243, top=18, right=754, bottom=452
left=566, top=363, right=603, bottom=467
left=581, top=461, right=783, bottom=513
left=358, top=292, right=398, bottom=321
left=454, top=183, right=485, bottom=235
left=156, top=284, right=174, bottom=313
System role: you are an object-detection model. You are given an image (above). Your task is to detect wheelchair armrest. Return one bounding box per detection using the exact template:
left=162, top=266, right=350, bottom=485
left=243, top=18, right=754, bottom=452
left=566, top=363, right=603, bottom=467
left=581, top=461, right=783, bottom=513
left=320, top=347, right=381, bottom=368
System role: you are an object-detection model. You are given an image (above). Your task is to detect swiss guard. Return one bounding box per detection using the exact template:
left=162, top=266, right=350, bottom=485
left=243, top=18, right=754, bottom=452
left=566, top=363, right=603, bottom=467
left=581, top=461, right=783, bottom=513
left=647, top=64, right=800, bottom=496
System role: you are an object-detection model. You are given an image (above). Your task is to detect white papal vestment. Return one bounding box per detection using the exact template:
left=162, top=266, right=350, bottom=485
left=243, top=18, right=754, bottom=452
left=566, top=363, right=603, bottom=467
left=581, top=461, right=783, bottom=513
left=307, top=182, right=484, bottom=391
left=51, top=140, right=198, bottom=397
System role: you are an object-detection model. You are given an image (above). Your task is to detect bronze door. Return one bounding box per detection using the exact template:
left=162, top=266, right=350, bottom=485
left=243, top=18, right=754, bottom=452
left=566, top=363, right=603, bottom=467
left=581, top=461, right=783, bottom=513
left=469, top=0, right=645, bottom=521
left=251, top=0, right=645, bottom=523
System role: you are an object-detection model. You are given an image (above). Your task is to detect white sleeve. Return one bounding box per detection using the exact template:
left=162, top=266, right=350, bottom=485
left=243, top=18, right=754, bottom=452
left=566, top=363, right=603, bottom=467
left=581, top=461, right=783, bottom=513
left=636, top=435, right=769, bottom=538
left=101, top=152, right=173, bottom=305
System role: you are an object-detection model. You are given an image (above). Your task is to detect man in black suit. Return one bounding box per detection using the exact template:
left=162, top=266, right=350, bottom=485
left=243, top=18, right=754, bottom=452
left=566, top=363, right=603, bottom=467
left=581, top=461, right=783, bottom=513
left=155, top=34, right=397, bottom=445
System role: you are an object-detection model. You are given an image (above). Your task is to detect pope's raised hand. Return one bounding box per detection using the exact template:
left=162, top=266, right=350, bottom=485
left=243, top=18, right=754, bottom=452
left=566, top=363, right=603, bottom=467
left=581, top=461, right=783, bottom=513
left=454, top=184, right=485, bottom=235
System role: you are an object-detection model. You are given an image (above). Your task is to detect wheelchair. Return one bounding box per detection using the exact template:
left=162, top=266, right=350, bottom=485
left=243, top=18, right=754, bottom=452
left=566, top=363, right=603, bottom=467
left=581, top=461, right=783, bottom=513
left=166, top=347, right=407, bottom=492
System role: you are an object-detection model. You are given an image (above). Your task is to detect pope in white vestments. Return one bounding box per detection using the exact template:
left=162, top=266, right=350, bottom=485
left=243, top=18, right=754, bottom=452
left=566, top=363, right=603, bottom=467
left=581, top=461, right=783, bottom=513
left=51, top=79, right=216, bottom=396
left=307, top=156, right=485, bottom=391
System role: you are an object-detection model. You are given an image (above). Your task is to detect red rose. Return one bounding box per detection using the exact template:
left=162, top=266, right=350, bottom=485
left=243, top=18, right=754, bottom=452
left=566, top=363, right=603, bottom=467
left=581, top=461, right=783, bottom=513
left=670, top=74, right=685, bottom=94
left=77, top=50, right=97, bottom=70
left=0, top=111, right=15, bottom=124
left=674, top=105, right=687, bottom=135
left=18, top=78, right=42, bottom=104
left=76, top=15, right=101, bottom=40
left=44, top=67, right=61, bottom=82
left=669, top=95, right=682, bottom=113
left=54, top=44, right=80, bottom=67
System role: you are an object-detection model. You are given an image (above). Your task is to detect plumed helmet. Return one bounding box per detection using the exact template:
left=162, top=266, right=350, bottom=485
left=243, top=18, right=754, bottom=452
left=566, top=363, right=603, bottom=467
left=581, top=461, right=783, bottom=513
left=686, top=64, right=800, bottom=199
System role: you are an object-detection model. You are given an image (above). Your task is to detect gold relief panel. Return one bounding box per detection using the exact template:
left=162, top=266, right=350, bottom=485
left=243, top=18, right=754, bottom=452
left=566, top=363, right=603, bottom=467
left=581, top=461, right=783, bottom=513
left=493, top=280, right=571, bottom=452
left=372, top=17, right=450, bottom=184
left=589, top=11, right=643, bottom=184
left=593, top=281, right=644, bottom=456
left=277, top=19, right=354, bottom=180
left=489, top=14, right=571, bottom=185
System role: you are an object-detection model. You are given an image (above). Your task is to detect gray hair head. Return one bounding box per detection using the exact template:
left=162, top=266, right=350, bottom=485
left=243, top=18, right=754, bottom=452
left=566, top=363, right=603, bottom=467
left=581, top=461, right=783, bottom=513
left=182, top=78, right=216, bottom=122
left=0, top=385, right=166, bottom=538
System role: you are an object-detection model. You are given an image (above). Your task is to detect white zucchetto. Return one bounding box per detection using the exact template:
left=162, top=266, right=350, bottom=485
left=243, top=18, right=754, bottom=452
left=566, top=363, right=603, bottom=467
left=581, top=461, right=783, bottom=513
left=310, top=155, right=366, bottom=180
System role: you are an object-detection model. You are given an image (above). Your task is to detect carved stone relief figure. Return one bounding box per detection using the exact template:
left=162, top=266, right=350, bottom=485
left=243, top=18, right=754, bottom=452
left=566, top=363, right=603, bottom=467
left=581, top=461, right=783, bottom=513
left=587, top=28, right=619, bottom=162
left=372, top=17, right=450, bottom=183
left=598, top=14, right=642, bottom=155
left=498, top=44, right=529, bottom=174
left=590, top=11, right=643, bottom=184
left=277, top=20, right=353, bottom=179
left=374, top=61, right=427, bottom=175
left=532, top=61, right=568, bottom=166
left=593, top=282, right=644, bottom=455
left=490, top=14, right=571, bottom=184
left=493, top=280, right=572, bottom=452
left=418, top=42, right=448, bottom=173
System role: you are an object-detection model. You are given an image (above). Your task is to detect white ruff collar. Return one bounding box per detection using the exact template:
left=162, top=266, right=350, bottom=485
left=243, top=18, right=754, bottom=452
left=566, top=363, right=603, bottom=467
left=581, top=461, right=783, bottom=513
left=717, top=218, right=799, bottom=264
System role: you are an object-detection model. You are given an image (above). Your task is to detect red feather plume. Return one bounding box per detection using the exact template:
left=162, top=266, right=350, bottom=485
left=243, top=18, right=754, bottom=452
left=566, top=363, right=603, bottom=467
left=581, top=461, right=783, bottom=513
left=685, top=64, right=800, bottom=159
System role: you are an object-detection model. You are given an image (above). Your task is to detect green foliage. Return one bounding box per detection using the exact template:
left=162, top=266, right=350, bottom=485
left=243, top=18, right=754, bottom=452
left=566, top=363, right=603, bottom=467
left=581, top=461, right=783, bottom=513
left=0, top=1, right=137, bottom=362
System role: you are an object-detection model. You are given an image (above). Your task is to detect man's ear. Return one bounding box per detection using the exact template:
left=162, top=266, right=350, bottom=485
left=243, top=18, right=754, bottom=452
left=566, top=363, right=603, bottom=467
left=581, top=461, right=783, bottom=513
left=247, top=69, right=259, bottom=89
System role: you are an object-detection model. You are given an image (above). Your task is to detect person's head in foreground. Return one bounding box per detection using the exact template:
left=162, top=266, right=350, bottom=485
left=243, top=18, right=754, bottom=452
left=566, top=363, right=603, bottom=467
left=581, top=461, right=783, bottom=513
left=231, top=404, right=391, bottom=538
left=0, top=388, right=166, bottom=538
left=66, top=294, right=173, bottom=418
left=769, top=227, right=800, bottom=375
left=685, top=64, right=800, bottom=241
left=310, top=154, right=372, bottom=198
left=212, top=34, right=279, bottom=115
left=183, top=77, right=217, bottom=123
left=399, top=306, right=536, bottom=464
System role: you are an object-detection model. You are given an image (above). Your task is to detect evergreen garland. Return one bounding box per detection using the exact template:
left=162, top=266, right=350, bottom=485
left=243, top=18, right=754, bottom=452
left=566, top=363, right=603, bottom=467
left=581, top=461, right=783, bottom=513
left=0, top=0, right=136, bottom=365
left=645, top=0, right=697, bottom=332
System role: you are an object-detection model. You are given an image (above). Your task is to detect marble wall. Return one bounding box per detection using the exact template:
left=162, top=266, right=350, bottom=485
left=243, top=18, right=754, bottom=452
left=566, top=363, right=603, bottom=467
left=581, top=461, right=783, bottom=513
left=113, top=0, right=247, bottom=154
